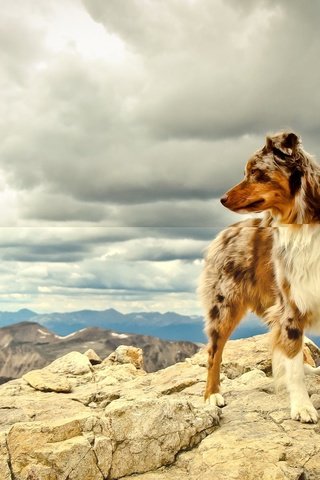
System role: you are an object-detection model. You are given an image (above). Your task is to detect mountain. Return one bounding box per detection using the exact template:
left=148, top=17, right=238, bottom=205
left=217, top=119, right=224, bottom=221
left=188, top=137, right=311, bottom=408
left=0, top=321, right=200, bottom=383
left=0, top=308, right=37, bottom=327
left=0, top=308, right=205, bottom=342
left=1, top=308, right=319, bottom=345
left=34, top=309, right=205, bottom=341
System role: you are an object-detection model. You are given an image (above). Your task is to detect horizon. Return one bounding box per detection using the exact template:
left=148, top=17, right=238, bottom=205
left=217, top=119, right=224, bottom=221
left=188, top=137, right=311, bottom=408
left=0, top=307, right=267, bottom=344
left=0, top=306, right=203, bottom=316
left=1, top=308, right=320, bottom=347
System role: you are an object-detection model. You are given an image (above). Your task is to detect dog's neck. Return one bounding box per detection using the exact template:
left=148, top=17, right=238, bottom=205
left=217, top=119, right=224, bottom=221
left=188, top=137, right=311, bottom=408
left=300, top=156, right=320, bottom=224
left=272, top=148, right=320, bottom=225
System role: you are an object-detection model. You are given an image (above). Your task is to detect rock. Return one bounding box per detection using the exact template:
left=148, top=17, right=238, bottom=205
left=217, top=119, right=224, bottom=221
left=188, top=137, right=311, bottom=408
left=311, top=393, right=320, bottom=410
left=23, top=369, right=72, bottom=393
left=0, top=433, right=11, bottom=480
left=4, top=395, right=218, bottom=480
left=190, top=334, right=272, bottom=378
left=84, top=349, right=102, bottom=365
left=7, top=414, right=112, bottom=480
left=105, top=397, right=219, bottom=479
left=105, top=345, right=144, bottom=369
left=1, top=334, right=320, bottom=480
left=304, top=337, right=320, bottom=366
left=21, top=351, right=93, bottom=393
left=222, top=334, right=273, bottom=378
left=303, top=345, right=315, bottom=367
left=47, top=351, right=93, bottom=375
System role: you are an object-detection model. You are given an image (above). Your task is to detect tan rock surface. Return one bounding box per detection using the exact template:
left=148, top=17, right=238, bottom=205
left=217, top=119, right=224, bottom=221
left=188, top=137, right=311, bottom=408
left=105, top=345, right=144, bottom=369
left=46, top=351, right=93, bottom=375
left=85, top=348, right=103, bottom=365
left=23, top=369, right=72, bottom=393
left=0, top=334, right=320, bottom=479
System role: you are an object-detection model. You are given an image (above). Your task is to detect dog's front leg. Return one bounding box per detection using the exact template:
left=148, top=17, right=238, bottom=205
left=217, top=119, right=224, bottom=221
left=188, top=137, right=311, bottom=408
left=284, top=348, right=318, bottom=423
left=270, top=283, right=318, bottom=423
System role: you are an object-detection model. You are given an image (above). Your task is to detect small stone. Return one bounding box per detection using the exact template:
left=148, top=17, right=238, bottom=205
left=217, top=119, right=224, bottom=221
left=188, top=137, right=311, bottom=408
left=237, top=369, right=266, bottom=385
left=84, top=349, right=102, bottom=365
left=105, top=345, right=144, bottom=369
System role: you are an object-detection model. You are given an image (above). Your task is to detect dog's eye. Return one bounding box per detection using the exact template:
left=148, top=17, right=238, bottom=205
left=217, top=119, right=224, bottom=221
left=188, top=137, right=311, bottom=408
left=250, top=169, right=257, bottom=175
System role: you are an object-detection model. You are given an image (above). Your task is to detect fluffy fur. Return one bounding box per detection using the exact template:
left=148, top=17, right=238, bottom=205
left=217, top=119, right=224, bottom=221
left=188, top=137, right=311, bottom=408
left=199, top=131, right=320, bottom=422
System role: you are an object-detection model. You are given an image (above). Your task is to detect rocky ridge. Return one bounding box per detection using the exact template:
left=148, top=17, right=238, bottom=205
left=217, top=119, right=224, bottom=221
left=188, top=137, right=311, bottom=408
left=0, top=321, right=200, bottom=382
left=0, top=334, right=320, bottom=479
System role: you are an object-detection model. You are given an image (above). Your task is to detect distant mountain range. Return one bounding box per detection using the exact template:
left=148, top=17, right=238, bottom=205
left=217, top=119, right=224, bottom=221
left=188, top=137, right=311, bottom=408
left=0, top=308, right=269, bottom=343
left=1, top=308, right=319, bottom=386
left=0, top=321, right=200, bottom=384
left=2, top=306, right=318, bottom=346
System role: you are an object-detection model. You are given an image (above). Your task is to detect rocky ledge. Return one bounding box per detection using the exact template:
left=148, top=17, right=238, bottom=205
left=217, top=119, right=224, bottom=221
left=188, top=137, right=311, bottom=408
left=1, top=335, right=320, bottom=480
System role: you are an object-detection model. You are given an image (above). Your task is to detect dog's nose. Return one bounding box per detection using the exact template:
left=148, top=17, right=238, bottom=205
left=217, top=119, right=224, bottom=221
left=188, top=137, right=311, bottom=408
left=220, top=195, right=228, bottom=206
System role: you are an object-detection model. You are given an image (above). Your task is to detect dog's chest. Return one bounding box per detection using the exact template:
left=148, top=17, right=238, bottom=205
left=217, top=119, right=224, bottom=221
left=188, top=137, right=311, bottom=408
left=276, top=226, right=320, bottom=315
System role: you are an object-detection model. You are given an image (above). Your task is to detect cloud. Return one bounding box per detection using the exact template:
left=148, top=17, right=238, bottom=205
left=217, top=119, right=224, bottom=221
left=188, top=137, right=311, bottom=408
left=0, top=225, right=205, bottom=314
left=2, top=0, right=320, bottom=224
left=0, top=0, right=320, bottom=314
left=102, top=237, right=207, bottom=262
left=20, top=191, right=109, bottom=222
left=83, top=0, right=320, bottom=140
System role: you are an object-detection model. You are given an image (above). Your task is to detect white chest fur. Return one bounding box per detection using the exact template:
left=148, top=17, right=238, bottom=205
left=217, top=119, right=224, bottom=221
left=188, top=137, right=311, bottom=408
left=276, top=225, right=320, bottom=316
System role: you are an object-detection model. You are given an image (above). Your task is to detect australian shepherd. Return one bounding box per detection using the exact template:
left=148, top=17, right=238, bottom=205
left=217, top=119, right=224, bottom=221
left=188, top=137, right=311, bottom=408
left=199, top=131, right=320, bottom=423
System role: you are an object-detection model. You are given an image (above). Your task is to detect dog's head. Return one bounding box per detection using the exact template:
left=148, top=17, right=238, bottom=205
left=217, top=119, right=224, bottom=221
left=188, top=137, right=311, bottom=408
left=221, top=131, right=303, bottom=221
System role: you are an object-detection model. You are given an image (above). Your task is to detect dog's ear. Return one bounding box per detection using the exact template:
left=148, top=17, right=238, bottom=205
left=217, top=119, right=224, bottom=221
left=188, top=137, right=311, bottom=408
left=281, top=132, right=299, bottom=155
left=265, top=136, right=273, bottom=152
left=266, top=131, right=300, bottom=157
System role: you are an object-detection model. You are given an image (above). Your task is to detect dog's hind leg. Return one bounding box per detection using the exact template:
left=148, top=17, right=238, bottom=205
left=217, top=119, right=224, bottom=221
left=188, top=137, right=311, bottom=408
left=204, top=301, right=246, bottom=407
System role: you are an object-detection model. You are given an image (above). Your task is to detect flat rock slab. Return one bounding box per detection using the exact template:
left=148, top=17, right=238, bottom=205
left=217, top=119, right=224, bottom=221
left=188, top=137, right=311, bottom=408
left=23, top=369, right=72, bottom=393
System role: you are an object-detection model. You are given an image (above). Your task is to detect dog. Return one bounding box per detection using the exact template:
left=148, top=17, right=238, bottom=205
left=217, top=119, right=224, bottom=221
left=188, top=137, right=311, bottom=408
left=199, top=131, right=320, bottom=423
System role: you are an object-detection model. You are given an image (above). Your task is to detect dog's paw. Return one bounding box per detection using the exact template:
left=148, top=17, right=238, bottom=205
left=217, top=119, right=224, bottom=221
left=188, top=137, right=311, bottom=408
left=291, top=403, right=318, bottom=423
left=205, top=393, right=225, bottom=407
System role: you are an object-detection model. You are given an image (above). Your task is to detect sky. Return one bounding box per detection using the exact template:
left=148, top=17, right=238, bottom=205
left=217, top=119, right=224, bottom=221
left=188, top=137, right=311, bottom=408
left=0, top=0, right=320, bottom=315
